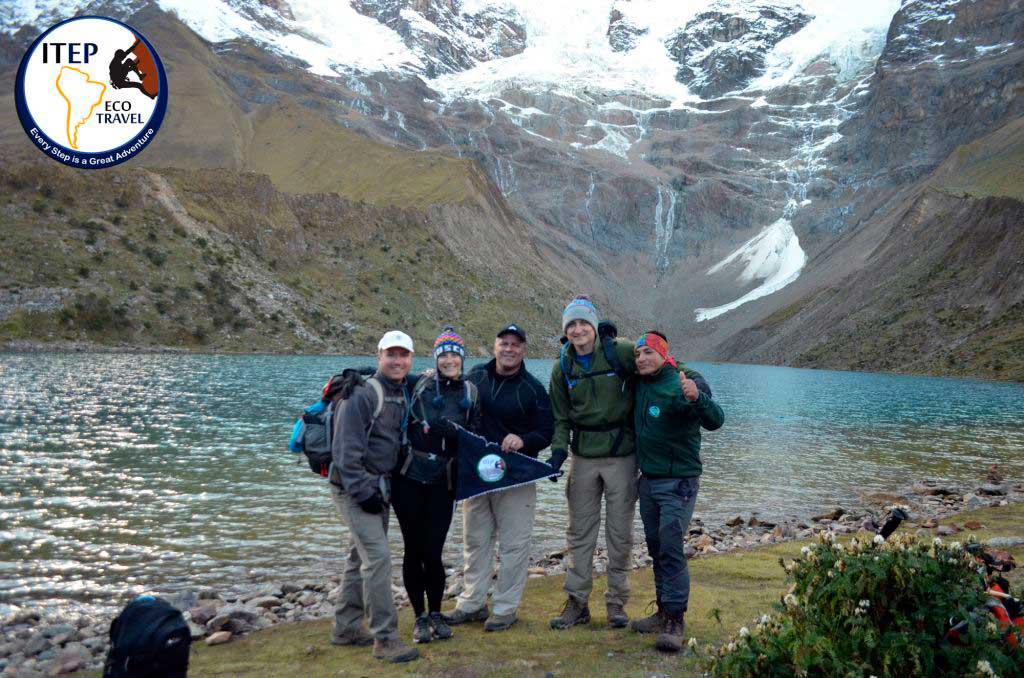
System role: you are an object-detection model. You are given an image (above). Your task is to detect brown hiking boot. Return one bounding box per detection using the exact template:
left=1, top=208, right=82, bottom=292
left=330, top=625, right=373, bottom=647
left=629, top=603, right=664, bottom=634
left=549, top=597, right=591, bottom=630
left=606, top=603, right=629, bottom=629
left=655, top=612, right=685, bottom=653
left=372, top=637, right=420, bottom=663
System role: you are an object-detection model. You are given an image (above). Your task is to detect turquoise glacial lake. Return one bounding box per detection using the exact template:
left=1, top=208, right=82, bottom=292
left=2, top=352, right=1023, bottom=620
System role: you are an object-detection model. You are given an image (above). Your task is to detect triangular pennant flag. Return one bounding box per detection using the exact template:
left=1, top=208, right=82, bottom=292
left=455, top=427, right=559, bottom=502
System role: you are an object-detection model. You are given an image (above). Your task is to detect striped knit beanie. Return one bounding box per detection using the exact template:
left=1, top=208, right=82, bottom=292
left=433, top=325, right=466, bottom=361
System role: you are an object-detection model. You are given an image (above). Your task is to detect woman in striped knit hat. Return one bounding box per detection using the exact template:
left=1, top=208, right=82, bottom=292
left=391, top=325, right=482, bottom=645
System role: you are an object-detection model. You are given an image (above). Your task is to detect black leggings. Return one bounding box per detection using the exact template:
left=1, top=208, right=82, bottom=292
left=390, top=473, right=455, bottom=615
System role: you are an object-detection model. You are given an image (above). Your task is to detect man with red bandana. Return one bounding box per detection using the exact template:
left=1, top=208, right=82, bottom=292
left=548, top=296, right=712, bottom=632
left=630, top=330, right=724, bottom=652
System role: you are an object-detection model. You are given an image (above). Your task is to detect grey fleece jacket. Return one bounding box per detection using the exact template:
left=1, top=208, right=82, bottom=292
left=330, top=372, right=409, bottom=502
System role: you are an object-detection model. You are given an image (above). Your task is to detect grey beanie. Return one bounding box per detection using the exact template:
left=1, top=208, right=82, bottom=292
left=562, top=295, right=599, bottom=333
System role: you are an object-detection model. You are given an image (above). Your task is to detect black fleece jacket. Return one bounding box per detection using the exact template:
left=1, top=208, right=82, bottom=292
left=466, top=359, right=554, bottom=458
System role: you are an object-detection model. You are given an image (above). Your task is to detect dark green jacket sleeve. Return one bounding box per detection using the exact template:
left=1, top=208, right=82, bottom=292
left=689, top=392, right=724, bottom=431
left=549, top=360, right=571, bottom=454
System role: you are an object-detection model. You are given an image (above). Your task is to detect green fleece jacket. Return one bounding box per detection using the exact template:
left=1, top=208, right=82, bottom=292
left=549, top=339, right=705, bottom=459
left=634, top=363, right=724, bottom=477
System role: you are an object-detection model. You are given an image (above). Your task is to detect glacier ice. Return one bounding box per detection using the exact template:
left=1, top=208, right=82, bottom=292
left=695, top=218, right=806, bottom=322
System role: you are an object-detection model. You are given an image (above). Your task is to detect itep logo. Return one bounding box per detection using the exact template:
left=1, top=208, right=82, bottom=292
left=14, top=15, right=167, bottom=168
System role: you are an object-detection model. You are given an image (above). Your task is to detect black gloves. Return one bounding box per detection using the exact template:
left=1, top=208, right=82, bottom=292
left=434, top=417, right=464, bottom=441
left=547, top=449, right=568, bottom=482
left=358, top=494, right=385, bottom=515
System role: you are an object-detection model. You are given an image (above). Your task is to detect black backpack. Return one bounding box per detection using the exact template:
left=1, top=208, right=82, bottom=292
left=104, top=596, right=190, bottom=677
left=298, top=368, right=384, bottom=476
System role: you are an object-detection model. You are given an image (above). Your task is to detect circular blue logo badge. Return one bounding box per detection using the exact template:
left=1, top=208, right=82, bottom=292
left=648, top=405, right=661, bottom=418
left=477, top=454, right=507, bottom=483
left=14, top=15, right=168, bottom=168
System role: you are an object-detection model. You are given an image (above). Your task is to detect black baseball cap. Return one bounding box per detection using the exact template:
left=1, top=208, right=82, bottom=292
left=496, top=323, right=527, bottom=342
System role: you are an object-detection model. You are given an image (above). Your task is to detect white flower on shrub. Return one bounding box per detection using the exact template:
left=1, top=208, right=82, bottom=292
left=739, top=626, right=750, bottom=638
left=977, top=659, right=998, bottom=677
left=687, top=637, right=698, bottom=649
left=933, top=537, right=943, bottom=546
left=784, top=593, right=798, bottom=608
left=873, top=534, right=885, bottom=545
left=801, top=546, right=812, bottom=556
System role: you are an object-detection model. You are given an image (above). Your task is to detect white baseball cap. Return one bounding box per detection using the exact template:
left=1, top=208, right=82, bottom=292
left=377, top=330, right=414, bottom=353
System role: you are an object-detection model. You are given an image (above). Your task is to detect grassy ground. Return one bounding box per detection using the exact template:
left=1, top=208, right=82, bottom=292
left=168, top=502, right=1024, bottom=677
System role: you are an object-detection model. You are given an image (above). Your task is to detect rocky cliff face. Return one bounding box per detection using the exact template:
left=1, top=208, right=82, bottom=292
left=2, top=0, right=1022, bottom=375
left=665, top=2, right=812, bottom=98
left=351, top=0, right=527, bottom=77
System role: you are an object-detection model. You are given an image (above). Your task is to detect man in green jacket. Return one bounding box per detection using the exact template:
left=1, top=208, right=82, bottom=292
left=547, top=296, right=709, bottom=631
left=629, top=331, right=724, bottom=652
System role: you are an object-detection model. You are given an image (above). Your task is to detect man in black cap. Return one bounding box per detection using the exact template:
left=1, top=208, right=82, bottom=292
left=443, top=324, right=554, bottom=632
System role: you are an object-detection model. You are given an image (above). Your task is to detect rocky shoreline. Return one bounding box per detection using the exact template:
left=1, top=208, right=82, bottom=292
left=2, top=477, right=1022, bottom=676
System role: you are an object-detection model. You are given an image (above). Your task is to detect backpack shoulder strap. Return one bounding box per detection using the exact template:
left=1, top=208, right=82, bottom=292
left=411, top=369, right=435, bottom=404
left=603, top=336, right=631, bottom=382
left=559, top=342, right=573, bottom=384
left=365, top=377, right=385, bottom=421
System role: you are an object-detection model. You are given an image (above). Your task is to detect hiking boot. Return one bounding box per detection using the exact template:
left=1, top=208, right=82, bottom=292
left=330, top=625, right=373, bottom=647
left=441, top=606, right=488, bottom=625
left=655, top=612, right=685, bottom=653
left=629, top=603, right=664, bottom=635
left=412, top=613, right=432, bottom=644
left=549, top=597, right=590, bottom=630
left=428, top=611, right=453, bottom=640
left=373, top=637, right=420, bottom=663
left=606, top=603, right=629, bottom=629
left=484, top=612, right=518, bottom=632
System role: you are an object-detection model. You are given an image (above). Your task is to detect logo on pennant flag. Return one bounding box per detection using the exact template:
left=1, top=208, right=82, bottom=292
left=477, top=454, right=506, bottom=483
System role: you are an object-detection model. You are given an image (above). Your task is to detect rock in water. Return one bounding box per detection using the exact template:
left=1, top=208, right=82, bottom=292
left=977, top=484, right=1006, bottom=496
left=812, top=507, right=845, bottom=521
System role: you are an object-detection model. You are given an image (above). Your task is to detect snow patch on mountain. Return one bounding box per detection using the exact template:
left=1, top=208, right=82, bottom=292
left=431, top=0, right=700, bottom=104
left=751, top=0, right=900, bottom=88
left=695, top=218, right=806, bottom=322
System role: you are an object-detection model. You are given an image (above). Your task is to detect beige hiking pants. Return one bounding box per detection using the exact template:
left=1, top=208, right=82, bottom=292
left=455, top=483, right=537, bottom=617
left=563, top=454, right=638, bottom=607
left=331, top=484, right=399, bottom=641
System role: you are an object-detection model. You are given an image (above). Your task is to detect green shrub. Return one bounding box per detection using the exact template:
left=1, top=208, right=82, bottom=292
left=71, top=293, right=115, bottom=331
left=142, top=246, right=166, bottom=266
left=709, top=533, right=1023, bottom=677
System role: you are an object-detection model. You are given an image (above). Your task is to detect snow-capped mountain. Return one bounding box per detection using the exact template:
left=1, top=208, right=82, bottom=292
left=3, top=0, right=1022, bottom=372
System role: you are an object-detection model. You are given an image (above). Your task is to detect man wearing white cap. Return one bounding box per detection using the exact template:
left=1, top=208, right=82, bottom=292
left=328, top=330, right=419, bottom=663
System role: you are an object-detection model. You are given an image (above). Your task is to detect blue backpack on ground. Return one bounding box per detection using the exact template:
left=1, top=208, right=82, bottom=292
left=103, top=595, right=190, bottom=677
